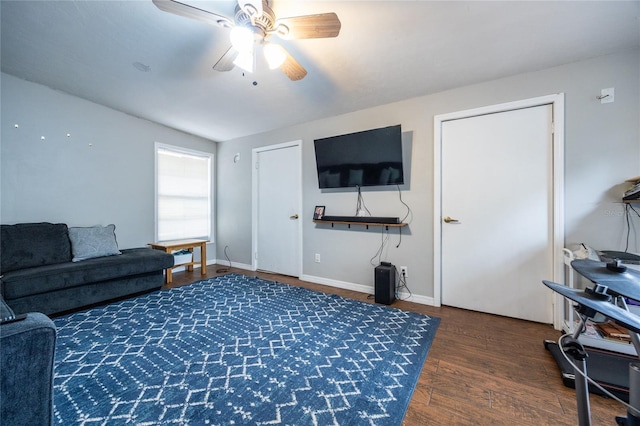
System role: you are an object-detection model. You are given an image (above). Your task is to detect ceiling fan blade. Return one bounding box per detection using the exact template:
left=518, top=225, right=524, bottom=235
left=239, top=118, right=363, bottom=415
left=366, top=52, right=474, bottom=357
left=152, top=0, right=233, bottom=28
left=274, top=13, right=341, bottom=40
left=279, top=49, right=307, bottom=81
left=213, top=46, right=238, bottom=72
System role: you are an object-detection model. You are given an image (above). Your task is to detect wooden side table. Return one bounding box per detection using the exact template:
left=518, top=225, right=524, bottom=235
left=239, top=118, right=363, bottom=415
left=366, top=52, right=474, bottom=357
left=149, top=239, right=209, bottom=284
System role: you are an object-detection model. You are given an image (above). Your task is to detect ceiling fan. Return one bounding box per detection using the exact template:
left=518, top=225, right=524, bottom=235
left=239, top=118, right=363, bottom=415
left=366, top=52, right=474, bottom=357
left=152, top=0, right=341, bottom=81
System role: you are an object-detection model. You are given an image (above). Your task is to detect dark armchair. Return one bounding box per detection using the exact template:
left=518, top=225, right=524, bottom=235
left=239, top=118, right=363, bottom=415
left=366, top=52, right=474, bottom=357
left=0, top=294, right=56, bottom=426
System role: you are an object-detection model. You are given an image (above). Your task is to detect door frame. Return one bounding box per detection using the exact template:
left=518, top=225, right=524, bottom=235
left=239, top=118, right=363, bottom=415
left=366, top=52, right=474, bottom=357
left=433, top=94, right=565, bottom=329
left=251, top=140, right=303, bottom=275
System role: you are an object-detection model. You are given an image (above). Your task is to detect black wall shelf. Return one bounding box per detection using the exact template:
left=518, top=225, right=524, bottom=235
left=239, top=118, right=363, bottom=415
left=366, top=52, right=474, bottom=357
left=313, top=219, right=407, bottom=230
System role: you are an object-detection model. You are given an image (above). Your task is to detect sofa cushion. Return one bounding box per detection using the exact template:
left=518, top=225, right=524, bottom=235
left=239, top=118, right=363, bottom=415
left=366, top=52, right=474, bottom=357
left=68, top=224, right=122, bottom=262
left=1, top=223, right=71, bottom=273
left=1, top=248, right=174, bottom=300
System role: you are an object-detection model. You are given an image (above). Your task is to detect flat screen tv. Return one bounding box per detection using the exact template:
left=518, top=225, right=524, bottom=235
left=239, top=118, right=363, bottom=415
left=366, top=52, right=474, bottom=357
left=314, top=125, right=404, bottom=189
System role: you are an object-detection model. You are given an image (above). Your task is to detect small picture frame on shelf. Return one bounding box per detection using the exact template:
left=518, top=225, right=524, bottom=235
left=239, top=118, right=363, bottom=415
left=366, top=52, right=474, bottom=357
left=313, top=206, right=325, bottom=220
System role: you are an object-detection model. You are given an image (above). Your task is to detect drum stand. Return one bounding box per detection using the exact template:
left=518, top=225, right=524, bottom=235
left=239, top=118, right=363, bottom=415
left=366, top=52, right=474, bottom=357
left=561, top=297, right=640, bottom=426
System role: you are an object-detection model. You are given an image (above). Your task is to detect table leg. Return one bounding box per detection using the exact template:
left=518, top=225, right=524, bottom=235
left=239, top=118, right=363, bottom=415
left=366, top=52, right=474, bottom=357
left=187, top=248, right=194, bottom=272
left=161, top=248, right=173, bottom=284
left=201, top=242, right=207, bottom=275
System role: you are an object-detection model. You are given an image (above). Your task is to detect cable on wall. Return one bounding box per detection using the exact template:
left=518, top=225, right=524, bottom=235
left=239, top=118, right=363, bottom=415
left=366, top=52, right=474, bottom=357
left=355, top=185, right=372, bottom=217
left=396, top=184, right=412, bottom=248
left=369, top=226, right=389, bottom=266
left=216, top=245, right=232, bottom=273
left=624, top=203, right=640, bottom=253
left=397, top=184, right=411, bottom=223
left=394, top=265, right=412, bottom=301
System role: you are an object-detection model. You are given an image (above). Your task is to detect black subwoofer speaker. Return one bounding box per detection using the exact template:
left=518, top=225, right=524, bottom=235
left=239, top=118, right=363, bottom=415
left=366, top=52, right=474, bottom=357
left=375, top=264, right=395, bottom=305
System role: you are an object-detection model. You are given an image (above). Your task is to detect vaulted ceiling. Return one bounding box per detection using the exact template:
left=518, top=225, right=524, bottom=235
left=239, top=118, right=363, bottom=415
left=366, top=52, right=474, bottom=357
left=2, top=1, right=639, bottom=142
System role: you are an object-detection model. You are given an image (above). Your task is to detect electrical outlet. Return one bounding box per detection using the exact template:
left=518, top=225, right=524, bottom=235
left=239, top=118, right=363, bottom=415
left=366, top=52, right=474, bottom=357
left=400, top=266, right=408, bottom=277
left=315, top=253, right=321, bottom=263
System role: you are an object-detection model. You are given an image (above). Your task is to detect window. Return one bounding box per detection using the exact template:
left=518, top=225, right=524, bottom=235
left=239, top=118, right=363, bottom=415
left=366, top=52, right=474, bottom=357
left=155, top=143, right=213, bottom=242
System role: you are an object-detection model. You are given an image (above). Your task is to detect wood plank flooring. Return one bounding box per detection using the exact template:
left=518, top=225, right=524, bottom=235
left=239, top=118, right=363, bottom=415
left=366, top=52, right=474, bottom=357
left=166, top=266, right=623, bottom=425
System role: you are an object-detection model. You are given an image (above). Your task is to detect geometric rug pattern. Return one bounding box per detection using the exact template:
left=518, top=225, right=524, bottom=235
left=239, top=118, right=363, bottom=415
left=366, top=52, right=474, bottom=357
left=52, top=274, right=440, bottom=425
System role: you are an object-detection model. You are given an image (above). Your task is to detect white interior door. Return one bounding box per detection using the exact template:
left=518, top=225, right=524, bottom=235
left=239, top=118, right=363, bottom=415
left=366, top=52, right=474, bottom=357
left=440, top=105, right=555, bottom=323
left=254, top=142, right=301, bottom=276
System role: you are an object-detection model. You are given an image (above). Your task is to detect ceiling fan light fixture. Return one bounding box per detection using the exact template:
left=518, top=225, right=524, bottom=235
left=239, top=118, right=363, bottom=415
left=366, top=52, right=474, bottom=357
left=233, top=49, right=255, bottom=73
left=264, top=43, right=286, bottom=69
left=230, top=26, right=254, bottom=52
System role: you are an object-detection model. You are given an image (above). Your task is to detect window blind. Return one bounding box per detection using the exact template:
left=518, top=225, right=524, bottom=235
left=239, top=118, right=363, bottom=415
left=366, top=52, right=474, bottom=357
left=156, top=146, right=212, bottom=241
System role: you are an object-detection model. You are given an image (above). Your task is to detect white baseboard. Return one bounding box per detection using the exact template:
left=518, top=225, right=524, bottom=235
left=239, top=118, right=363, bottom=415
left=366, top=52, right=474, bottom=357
left=300, top=274, right=374, bottom=295
left=299, top=274, right=435, bottom=306
left=396, top=291, right=435, bottom=306
left=193, top=265, right=436, bottom=307
left=210, top=259, right=254, bottom=272
left=172, top=258, right=239, bottom=273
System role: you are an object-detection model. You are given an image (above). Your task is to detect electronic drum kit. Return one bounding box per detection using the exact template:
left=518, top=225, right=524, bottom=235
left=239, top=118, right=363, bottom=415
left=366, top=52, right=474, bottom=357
left=545, top=258, right=640, bottom=425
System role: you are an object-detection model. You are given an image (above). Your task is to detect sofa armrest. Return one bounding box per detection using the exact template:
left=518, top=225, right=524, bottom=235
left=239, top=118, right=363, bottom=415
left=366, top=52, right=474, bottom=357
left=0, top=275, right=5, bottom=304
left=1, top=312, right=57, bottom=426
left=0, top=279, right=18, bottom=323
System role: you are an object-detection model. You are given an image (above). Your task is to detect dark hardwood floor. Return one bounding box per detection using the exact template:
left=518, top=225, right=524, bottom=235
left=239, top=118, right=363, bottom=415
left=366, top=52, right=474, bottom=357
left=166, top=266, right=623, bottom=425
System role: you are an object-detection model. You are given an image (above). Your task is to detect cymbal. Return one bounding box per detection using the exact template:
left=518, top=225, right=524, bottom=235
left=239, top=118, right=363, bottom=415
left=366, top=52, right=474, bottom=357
left=543, top=280, right=640, bottom=334
left=571, top=259, right=640, bottom=301
left=600, top=250, right=640, bottom=262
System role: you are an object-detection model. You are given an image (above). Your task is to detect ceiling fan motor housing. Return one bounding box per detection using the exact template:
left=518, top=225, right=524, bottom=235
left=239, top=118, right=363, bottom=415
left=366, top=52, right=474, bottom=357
left=234, top=0, right=276, bottom=38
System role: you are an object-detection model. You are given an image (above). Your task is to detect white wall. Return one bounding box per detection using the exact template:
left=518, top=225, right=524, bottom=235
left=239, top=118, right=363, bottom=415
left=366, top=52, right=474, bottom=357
left=2, top=49, right=637, bottom=300
left=1, top=73, right=217, bottom=254
left=216, top=49, right=640, bottom=300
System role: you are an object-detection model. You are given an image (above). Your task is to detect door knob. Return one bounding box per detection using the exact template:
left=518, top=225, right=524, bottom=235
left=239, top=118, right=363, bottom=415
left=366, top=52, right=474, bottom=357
left=443, top=216, right=460, bottom=224
left=290, top=214, right=299, bottom=219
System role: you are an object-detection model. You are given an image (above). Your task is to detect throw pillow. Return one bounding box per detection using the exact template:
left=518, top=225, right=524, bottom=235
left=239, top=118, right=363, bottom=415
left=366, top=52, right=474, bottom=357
left=68, top=224, right=122, bottom=262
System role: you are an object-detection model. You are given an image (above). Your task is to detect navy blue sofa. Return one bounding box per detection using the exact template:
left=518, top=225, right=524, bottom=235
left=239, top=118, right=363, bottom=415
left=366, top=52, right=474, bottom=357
left=1, top=222, right=174, bottom=316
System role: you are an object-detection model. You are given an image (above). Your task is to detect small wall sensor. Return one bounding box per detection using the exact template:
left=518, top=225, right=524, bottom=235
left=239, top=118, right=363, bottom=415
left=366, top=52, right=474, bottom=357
left=233, top=153, right=240, bottom=163
left=599, top=87, right=614, bottom=104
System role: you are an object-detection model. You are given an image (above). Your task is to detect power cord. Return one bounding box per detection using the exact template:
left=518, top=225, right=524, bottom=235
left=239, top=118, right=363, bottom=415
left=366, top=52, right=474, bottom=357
left=394, top=265, right=412, bottom=301
left=216, top=245, right=232, bottom=273
left=625, top=203, right=640, bottom=252
left=369, top=227, right=389, bottom=266
left=397, top=184, right=411, bottom=224
left=355, top=185, right=372, bottom=217
left=396, top=184, right=412, bottom=248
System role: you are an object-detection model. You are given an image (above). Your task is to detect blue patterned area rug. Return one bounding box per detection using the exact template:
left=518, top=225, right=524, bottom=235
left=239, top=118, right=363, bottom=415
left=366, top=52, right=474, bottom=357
left=53, top=274, right=440, bottom=425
